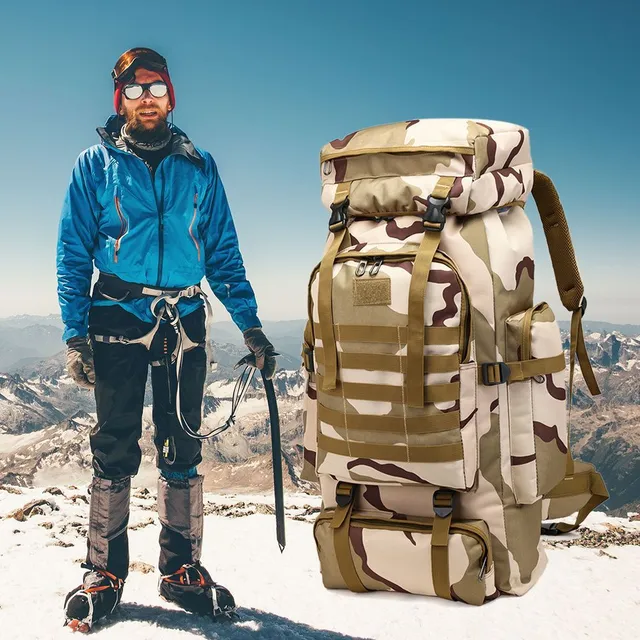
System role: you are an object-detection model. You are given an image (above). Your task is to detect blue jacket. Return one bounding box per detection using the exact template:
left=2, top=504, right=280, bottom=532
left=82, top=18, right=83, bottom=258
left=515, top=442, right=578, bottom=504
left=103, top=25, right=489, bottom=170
left=57, top=115, right=261, bottom=342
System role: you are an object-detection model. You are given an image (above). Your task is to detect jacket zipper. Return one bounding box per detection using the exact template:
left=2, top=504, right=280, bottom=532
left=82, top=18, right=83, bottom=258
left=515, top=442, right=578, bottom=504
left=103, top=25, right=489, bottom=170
left=334, top=250, right=472, bottom=362
left=113, top=195, right=129, bottom=263
left=315, top=512, right=491, bottom=581
left=189, top=191, right=201, bottom=261
left=156, top=174, right=166, bottom=286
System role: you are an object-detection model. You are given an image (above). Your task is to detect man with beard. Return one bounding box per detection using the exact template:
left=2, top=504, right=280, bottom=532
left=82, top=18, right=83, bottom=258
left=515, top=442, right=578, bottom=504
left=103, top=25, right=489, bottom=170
left=57, top=48, right=277, bottom=631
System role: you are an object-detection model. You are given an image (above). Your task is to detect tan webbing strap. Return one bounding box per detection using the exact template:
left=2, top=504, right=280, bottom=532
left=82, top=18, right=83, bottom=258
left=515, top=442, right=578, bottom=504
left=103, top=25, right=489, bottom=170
left=544, top=469, right=592, bottom=498
left=318, top=403, right=460, bottom=434
left=315, top=348, right=460, bottom=375
left=317, top=182, right=352, bottom=391
left=330, top=482, right=367, bottom=592
left=478, top=353, right=566, bottom=384
left=314, top=323, right=460, bottom=345
left=543, top=468, right=609, bottom=534
left=317, top=432, right=463, bottom=463
left=407, top=177, right=455, bottom=408
left=316, top=375, right=460, bottom=404
left=431, top=490, right=454, bottom=600
left=532, top=171, right=601, bottom=476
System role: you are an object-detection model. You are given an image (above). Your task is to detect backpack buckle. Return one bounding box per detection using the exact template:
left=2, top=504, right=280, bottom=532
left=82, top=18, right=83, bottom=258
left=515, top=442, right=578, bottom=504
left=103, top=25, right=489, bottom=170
left=541, top=522, right=563, bottom=536
left=433, top=489, right=455, bottom=518
left=335, top=481, right=356, bottom=507
left=302, top=344, right=315, bottom=373
left=329, top=199, right=349, bottom=232
left=423, top=195, right=451, bottom=232
left=481, top=362, right=511, bottom=386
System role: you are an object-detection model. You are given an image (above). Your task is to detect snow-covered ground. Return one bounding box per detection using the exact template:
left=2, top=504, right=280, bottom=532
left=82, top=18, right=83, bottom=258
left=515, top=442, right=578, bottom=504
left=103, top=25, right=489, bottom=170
left=0, top=485, right=638, bottom=639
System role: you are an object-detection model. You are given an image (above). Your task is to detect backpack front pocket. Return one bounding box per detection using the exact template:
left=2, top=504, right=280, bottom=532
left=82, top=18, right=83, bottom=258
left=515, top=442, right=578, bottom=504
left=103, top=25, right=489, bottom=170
left=313, top=486, right=495, bottom=605
left=310, top=246, right=478, bottom=490
left=504, top=302, right=568, bottom=504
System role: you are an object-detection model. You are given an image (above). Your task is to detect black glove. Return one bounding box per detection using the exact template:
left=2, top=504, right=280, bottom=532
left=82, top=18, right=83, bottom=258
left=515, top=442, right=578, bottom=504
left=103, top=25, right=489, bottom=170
left=243, top=327, right=278, bottom=380
left=66, top=336, right=96, bottom=389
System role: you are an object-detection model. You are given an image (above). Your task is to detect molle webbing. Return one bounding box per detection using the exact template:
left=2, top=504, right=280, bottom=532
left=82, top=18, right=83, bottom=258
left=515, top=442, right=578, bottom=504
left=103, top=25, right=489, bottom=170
left=317, top=432, right=463, bottom=464
left=313, top=323, right=459, bottom=345
left=315, top=348, right=459, bottom=374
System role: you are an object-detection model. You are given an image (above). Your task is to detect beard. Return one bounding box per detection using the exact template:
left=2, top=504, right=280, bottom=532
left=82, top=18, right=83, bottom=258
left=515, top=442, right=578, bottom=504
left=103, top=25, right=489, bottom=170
left=122, top=107, right=170, bottom=143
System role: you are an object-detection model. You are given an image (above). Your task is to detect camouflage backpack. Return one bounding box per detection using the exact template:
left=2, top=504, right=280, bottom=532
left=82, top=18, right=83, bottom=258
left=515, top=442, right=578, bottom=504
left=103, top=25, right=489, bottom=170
left=300, top=119, right=608, bottom=605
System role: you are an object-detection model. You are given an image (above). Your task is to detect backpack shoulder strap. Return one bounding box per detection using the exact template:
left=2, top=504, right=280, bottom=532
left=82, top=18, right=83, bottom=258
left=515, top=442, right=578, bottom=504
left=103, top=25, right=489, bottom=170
left=531, top=170, right=601, bottom=398
left=531, top=170, right=601, bottom=482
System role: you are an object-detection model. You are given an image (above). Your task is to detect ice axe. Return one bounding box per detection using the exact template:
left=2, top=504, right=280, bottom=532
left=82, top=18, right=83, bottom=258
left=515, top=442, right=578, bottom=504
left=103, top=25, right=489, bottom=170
left=235, top=353, right=286, bottom=552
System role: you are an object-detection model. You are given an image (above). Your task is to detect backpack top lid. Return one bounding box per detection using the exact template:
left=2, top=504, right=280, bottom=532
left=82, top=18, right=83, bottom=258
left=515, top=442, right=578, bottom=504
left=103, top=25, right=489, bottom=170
left=320, top=118, right=533, bottom=217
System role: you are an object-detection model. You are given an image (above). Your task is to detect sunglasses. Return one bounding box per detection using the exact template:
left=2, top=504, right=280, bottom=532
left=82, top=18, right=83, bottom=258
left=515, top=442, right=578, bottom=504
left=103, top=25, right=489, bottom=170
left=122, top=81, right=168, bottom=100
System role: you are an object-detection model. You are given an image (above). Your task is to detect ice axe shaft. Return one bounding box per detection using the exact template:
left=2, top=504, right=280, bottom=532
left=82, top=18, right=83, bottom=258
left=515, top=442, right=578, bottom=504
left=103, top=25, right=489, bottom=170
left=262, top=371, right=286, bottom=551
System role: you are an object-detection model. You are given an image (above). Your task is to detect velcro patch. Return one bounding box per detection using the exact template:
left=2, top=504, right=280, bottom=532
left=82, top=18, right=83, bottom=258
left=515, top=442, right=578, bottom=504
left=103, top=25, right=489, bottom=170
left=353, top=278, right=391, bottom=306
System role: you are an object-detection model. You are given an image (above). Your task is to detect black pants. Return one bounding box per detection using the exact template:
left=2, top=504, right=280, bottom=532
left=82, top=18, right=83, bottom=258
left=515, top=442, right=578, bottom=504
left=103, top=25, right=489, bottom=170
left=85, top=304, right=207, bottom=579
left=89, top=304, right=207, bottom=479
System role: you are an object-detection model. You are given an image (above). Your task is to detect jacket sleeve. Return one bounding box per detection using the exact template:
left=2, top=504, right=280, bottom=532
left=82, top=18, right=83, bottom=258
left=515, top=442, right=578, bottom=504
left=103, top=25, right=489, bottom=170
left=199, top=154, right=261, bottom=333
left=57, top=150, right=99, bottom=342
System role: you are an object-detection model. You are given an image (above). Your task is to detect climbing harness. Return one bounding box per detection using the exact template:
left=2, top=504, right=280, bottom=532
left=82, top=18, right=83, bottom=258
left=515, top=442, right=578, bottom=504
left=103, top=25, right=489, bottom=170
left=91, top=273, right=255, bottom=443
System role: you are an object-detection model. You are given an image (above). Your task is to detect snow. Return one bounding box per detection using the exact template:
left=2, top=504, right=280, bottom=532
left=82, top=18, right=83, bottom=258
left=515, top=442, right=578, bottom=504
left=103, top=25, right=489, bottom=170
left=0, top=431, right=43, bottom=454
left=0, top=486, right=638, bottom=639
left=203, top=397, right=274, bottom=428
left=207, top=379, right=238, bottom=398
left=0, top=389, right=19, bottom=403
left=623, top=359, right=640, bottom=371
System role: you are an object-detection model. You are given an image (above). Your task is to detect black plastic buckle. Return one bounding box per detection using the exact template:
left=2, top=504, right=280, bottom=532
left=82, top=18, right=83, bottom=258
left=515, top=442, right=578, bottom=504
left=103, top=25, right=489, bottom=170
left=336, top=482, right=356, bottom=507
left=329, top=198, right=349, bottom=232
left=541, top=522, right=563, bottom=536
left=423, top=195, right=451, bottom=232
left=302, top=345, right=315, bottom=373
left=433, top=489, right=455, bottom=518
left=481, top=362, right=511, bottom=386
left=580, top=296, right=587, bottom=317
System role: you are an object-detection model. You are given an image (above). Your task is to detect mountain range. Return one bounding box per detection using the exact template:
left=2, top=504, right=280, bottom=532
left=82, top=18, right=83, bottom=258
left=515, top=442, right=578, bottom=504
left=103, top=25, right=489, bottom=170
left=0, top=315, right=638, bottom=516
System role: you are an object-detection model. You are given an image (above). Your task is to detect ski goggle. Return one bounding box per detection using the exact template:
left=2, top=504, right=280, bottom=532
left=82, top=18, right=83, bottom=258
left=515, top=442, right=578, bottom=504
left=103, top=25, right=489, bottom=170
left=112, top=48, right=168, bottom=84
left=122, top=81, right=168, bottom=100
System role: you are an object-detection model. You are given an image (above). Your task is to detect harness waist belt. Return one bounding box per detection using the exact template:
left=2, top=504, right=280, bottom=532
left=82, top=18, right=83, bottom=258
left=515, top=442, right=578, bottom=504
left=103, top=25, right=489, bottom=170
left=93, top=272, right=201, bottom=303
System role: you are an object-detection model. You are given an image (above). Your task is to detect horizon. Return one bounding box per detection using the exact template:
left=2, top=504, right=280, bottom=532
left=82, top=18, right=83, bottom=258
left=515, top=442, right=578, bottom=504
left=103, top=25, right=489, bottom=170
left=1, top=311, right=639, bottom=331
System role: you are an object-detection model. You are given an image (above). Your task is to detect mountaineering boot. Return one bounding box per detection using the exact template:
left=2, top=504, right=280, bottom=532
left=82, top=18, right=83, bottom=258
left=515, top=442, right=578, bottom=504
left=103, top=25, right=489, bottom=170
left=159, top=563, right=237, bottom=618
left=157, top=473, right=237, bottom=618
left=63, top=567, right=124, bottom=633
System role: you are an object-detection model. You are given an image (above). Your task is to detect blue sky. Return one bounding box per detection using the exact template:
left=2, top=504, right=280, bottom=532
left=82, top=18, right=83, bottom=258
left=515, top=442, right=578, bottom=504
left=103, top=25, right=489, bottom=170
left=0, top=0, right=637, bottom=325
